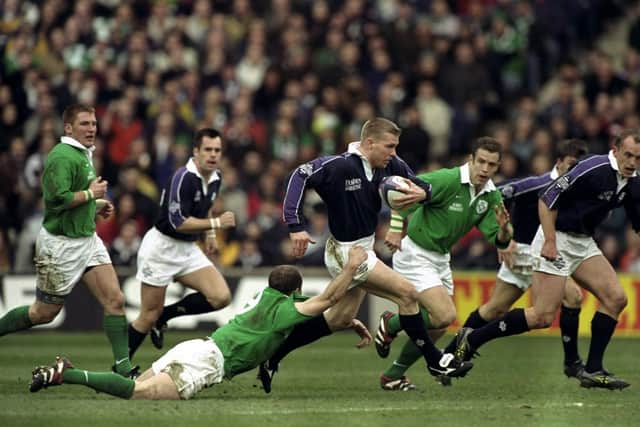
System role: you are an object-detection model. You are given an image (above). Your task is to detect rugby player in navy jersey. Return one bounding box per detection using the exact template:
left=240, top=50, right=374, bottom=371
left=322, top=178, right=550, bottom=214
left=127, top=128, right=235, bottom=359
left=453, top=130, right=640, bottom=390
left=442, top=139, right=588, bottom=379
left=259, top=118, right=473, bottom=390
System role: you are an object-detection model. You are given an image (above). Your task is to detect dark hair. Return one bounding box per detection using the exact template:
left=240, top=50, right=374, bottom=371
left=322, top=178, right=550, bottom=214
left=268, top=265, right=302, bottom=295
left=471, top=136, right=503, bottom=160
left=193, top=128, right=221, bottom=149
left=613, top=129, right=640, bottom=148
left=62, top=104, right=95, bottom=126
left=556, top=139, right=588, bottom=160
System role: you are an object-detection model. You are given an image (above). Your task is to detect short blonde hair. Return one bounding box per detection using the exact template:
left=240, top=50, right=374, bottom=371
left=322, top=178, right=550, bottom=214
left=62, top=104, right=95, bottom=126
left=360, top=117, right=401, bottom=142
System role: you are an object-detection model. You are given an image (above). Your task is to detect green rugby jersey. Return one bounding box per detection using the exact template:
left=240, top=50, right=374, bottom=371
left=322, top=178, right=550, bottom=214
left=42, top=138, right=97, bottom=237
left=212, top=288, right=311, bottom=379
left=402, top=163, right=507, bottom=254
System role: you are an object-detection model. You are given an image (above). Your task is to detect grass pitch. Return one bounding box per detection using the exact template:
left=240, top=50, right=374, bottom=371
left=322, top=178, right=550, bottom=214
left=1, top=331, right=639, bottom=427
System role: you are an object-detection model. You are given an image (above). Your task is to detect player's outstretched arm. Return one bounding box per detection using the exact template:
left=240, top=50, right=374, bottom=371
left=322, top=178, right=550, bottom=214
left=295, top=246, right=367, bottom=316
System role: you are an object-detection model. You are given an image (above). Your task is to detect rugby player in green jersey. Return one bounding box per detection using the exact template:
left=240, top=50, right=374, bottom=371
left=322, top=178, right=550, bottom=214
left=375, top=137, right=512, bottom=390
left=0, top=104, right=136, bottom=378
left=28, top=246, right=369, bottom=399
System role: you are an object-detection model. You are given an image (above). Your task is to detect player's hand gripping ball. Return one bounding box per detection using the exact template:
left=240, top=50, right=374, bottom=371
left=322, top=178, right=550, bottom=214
left=379, top=175, right=410, bottom=210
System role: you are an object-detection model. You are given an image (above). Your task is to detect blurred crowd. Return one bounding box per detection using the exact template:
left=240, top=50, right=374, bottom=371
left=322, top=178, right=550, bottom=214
left=1, top=0, right=640, bottom=274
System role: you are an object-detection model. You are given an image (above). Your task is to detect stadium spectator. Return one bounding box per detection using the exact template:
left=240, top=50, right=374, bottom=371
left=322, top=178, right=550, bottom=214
left=452, top=130, right=640, bottom=390
left=109, top=219, right=141, bottom=268
left=0, top=0, right=634, bottom=272
left=0, top=104, right=136, bottom=378
left=127, top=128, right=234, bottom=359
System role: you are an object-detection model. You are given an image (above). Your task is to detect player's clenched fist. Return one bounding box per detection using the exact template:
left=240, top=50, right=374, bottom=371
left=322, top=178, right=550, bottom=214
left=216, top=211, right=236, bottom=228
left=89, top=176, right=108, bottom=199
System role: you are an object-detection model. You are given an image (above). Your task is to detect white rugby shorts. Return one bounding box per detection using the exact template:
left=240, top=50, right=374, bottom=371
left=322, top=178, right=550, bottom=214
left=496, top=242, right=533, bottom=290
left=531, top=227, right=602, bottom=276
left=392, top=236, right=454, bottom=295
left=136, top=227, right=213, bottom=287
left=151, top=338, right=225, bottom=400
left=324, top=234, right=378, bottom=289
left=34, top=228, right=111, bottom=297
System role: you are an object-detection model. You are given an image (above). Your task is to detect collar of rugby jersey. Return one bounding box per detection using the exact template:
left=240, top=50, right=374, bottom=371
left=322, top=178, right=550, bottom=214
left=460, top=162, right=496, bottom=201
left=550, top=166, right=560, bottom=180
left=186, top=157, right=220, bottom=194
left=348, top=141, right=374, bottom=181
left=60, top=136, right=95, bottom=162
left=608, top=149, right=636, bottom=193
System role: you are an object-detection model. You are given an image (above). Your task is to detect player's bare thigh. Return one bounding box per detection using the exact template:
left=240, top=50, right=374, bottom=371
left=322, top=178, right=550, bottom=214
left=526, top=271, right=566, bottom=329
left=177, top=265, right=231, bottom=308
left=571, top=255, right=626, bottom=318
left=82, top=264, right=125, bottom=315
left=323, top=286, right=367, bottom=330
left=361, top=261, right=418, bottom=314
left=132, top=372, right=181, bottom=400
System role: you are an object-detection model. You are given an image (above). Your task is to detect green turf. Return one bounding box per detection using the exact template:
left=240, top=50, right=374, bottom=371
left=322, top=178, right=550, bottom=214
left=1, top=331, right=639, bottom=427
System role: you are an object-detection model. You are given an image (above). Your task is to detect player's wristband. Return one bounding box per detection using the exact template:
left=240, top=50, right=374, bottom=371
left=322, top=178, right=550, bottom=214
left=84, top=189, right=94, bottom=201
left=390, top=214, right=403, bottom=230
left=209, top=217, right=221, bottom=230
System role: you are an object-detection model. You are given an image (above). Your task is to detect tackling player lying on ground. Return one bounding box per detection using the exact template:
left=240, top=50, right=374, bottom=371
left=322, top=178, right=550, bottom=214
left=261, top=118, right=473, bottom=392
left=449, top=130, right=640, bottom=390
left=29, top=246, right=371, bottom=400
left=441, top=139, right=589, bottom=381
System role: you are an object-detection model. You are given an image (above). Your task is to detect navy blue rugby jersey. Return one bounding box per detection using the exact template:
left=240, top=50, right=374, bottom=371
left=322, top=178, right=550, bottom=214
left=283, top=143, right=431, bottom=242
left=540, top=153, right=640, bottom=236
left=155, top=158, right=222, bottom=241
left=498, top=168, right=558, bottom=244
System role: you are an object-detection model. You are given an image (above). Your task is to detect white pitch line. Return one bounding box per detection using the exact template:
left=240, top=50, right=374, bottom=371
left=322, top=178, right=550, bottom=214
left=226, top=402, right=619, bottom=416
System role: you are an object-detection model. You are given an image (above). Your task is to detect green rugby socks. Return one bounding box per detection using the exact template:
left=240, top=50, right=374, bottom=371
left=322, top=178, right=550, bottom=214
left=0, top=305, right=33, bottom=336
left=104, top=314, right=134, bottom=375
left=63, top=368, right=135, bottom=399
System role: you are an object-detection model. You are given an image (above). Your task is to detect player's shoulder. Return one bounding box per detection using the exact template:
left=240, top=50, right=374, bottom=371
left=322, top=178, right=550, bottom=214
left=499, top=173, right=551, bottom=197
left=45, top=144, right=76, bottom=165
left=570, top=154, right=610, bottom=175
left=422, top=166, right=458, bottom=179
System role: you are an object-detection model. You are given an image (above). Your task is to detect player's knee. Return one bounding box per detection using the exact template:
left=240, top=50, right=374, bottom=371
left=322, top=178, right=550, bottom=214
left=483, top=305, right=508, bottom=321
left=30, top=304, right=61, bottom=324
left=207, top=290, right=231, bottom=310
left=563, top=286, right=583, bottom=308
left=104, top=290, right=126, bottom=312
left=605, top=289, right=627, bottom=316
left=396, top=282, right=419, bottom=307
left=429, top=310, right=456, bottom=329
left=530, top=311, right=554, bottom=329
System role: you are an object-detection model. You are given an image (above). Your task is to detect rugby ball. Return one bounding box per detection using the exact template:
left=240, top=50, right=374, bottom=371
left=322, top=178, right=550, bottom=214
left=379, top=175, right=410, bottom=209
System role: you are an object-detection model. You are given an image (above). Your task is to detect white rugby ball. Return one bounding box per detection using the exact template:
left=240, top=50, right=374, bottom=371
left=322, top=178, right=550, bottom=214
left=379, top=175, right=410, bottom=209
